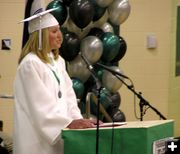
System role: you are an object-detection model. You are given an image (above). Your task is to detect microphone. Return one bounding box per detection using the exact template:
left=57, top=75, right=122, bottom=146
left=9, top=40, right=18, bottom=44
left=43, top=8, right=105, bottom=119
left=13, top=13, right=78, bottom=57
left=79, top=52, right=94, bottom=71
left=96, top=62, right=129, bottom=79
left=80, top=52, right=101, bottom=89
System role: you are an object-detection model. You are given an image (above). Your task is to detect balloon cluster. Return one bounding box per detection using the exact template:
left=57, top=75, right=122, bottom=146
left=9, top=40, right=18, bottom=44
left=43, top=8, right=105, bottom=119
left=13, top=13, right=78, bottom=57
left=47, top=0, right=130, bottom=122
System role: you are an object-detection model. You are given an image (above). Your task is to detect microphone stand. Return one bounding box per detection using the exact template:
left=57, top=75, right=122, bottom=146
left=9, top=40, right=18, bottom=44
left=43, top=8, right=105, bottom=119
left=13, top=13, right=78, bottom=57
left=96, top=62, right=166, bottom=121
left=80, top=54, right=102, bottom=154
left=115, top=74, right=166, bottom=121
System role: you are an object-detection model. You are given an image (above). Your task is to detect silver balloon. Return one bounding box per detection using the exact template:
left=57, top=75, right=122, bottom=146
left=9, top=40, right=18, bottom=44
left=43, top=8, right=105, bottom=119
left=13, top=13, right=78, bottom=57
left=96, top=0, right=113, bottom=8
left=108, top=0, right=131, bottom=25
left=67, top=55, right=91, bottom=82
left=81, top=36, right=103, bottom=64
left=101, top=22, right=114, bottom=33
left=102, top=66, right=124, bottom=93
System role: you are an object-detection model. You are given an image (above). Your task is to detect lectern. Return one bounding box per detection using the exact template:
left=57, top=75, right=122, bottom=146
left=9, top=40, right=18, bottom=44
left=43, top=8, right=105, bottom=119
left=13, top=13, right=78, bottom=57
left=62, top=120, right=174, bottom=154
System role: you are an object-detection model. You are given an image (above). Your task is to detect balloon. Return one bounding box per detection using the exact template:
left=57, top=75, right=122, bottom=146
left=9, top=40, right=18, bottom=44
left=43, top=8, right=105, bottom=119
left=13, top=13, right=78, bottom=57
left=79, top=101, right=86, bottom=114
left=60, top=31, right=80, bottom=61
left=112, top=109, right=126, bottom=122
left=111, top=36, right=127, bottom=62
left=93, top=10, right=109, bottom=27
left=69, top=0, right=94, bottom=29
left=95, top=67, right=104, bottom=81
left=99, top=87, right=112, bottom=109
left=67, top=55, right=91, bottom=82
left=96, top=0, right=113, bottom=8
left=85, top=66, right=104, bottom=87
left=106, top=92, right=121, bottom=117
left=111, top=92, right=121, bottom=108
left=90, top=0, right=106, bottom=21
left=90, top=87, right=112, bottom=113
left=100, top=22, right=114, bottom=33
left=87, top=27, right=104, bottom=38
left=108, top=20, right=120, bottom=35
left=81, top=36, right=103, bottom=63
left=62, top=0, right=73, bottom=6
left=108, top=0, right=131, bottom=25
left=102, top=66, right=123, bottom=93
left=66, top=18, right=92, bottom=39
left=100, top=32, right=120, bottom=62
left=46, top=0, right=67, bottom=25
left=72, top=77, right=85, bottom=99
left=60, top=27, right=68, bottom=34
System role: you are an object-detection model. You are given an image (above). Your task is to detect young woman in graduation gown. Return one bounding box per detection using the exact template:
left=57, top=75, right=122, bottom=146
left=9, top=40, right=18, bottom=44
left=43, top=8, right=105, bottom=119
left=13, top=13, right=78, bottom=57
left=13, top=11, right=97, bottom=154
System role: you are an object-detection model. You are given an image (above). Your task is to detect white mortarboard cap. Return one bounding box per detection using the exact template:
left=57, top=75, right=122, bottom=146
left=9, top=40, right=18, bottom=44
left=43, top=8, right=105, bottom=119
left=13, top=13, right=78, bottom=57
left=28, top=10, right=59, bottom=33
left=20, top=0, right=59, bottom=49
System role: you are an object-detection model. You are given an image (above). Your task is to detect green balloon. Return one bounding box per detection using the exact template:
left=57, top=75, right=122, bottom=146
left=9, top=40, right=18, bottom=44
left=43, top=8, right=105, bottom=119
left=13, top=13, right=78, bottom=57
left=100, top=87, right=112, bottom=109
left=95, top=67, right=104, bottom=81
left=90, top=0, right=106, bottom=21
left=100, top=32, right=120, bottom=62
left=72, top=78, right=85, bottom=99
left=90, top=87, right=112, bottom=112
left=46, top=0, right=67, bottom=25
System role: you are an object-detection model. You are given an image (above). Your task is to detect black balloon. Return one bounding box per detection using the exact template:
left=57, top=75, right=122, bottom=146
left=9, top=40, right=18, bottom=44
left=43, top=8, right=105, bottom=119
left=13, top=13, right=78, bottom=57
left=69, top=0, right=94, bottom=29
left=46, top=0, right=67, bottom=25
left=60, top=31, right=80, bottom=61
left=111, top=36, right=127, bottom=63
left=111, top=92, right=121, bottom=108
left=108, top=19, right=119, bottom=36
left=60, top=27, right=68, bottom=34
left=88, top=27, right=104, bottom=38
left=62, top=0, right=73, bottom=6
left=106, top=93, right=121, bottom=118
left=112, top=109, right=126, bottom=122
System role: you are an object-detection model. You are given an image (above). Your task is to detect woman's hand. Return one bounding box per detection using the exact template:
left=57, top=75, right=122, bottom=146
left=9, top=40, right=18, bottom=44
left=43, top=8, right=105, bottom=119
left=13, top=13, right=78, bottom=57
left=67, top=119, right=103, bottom=129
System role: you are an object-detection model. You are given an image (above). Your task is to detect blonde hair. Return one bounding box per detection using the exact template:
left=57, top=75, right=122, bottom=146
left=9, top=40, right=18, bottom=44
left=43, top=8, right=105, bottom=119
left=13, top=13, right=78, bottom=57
left=18, top=28, right=59, bottom=64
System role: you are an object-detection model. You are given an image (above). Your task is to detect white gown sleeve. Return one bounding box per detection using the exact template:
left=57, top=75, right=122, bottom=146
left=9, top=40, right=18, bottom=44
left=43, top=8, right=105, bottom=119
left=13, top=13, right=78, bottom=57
left=58, top=56, right=83, bottom=119
left=15, top=58, right=73, bottom=145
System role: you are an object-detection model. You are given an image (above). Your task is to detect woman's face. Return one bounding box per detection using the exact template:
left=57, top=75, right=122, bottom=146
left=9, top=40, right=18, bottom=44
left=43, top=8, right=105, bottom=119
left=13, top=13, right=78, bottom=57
left=48, top=25, right=63, bottom=50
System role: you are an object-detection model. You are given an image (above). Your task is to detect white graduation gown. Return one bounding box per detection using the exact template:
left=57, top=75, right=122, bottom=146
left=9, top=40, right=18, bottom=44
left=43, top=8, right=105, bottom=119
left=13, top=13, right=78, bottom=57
left=13, top=52, right=82, bottom=154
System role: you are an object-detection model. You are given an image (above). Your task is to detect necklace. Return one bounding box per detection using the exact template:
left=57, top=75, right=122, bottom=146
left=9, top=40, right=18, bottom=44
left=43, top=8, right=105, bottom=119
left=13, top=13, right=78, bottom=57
left=51, top=69, right=62, bottom=98
left=48, top=53, right=62, bottom=98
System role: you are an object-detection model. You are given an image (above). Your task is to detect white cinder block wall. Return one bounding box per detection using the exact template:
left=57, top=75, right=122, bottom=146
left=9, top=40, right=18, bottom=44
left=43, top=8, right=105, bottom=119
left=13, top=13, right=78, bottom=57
left=120, top=0, right=180, bottom=136
left=0, top=0, right=24, bottom=134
